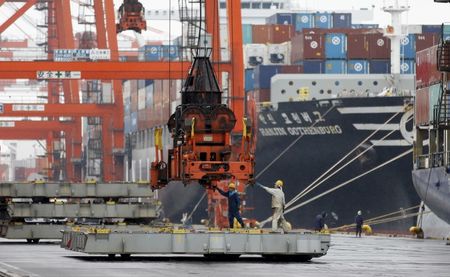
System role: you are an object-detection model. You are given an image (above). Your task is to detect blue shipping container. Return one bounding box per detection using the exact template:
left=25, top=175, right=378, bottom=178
left=332, top=13, right=352, bottom=28
left=141, top=45, right=162, bottom=61
left=325, top=33, right=347, bottom=59
left=347, top=60, right=369, bottom=74
left=245, top=68, right=255, bottom=92
left=444, top=25, right=450, bottom=41
left=266, top=13, right=293, bottom=25
left=161, top=45, right=179, bottom=60
left=400, top=60, right=415, bottom=74
left=314, top=13, right=332, bottom=29
left=130, top=112, right=138, bottom=133
left=145, top=80, right=154, bottom=107
left=370, top=60, right=390, bottom=74
left=124, top=97, right=131, bottom=115
left=325, top=60, right=346, bottom=74
left=242, top=24, right=253, bottom=44
left=124, top=115, right=132, bottom=134
left=303, top=60, right=325, bottom=74
left=352, top=24, right=379, bottom=29
left=254, top=65, right=281, bottom=89
left=295, top=13, right=314, bottom=32
left=400, top=34, right=416, bottom=59
left=422, top=25, right=442, bottom=34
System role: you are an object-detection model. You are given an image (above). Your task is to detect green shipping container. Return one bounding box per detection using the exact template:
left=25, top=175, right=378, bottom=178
left=429, top=84, right=442, bottom=123
left=242, top=24, right=253, bottom=44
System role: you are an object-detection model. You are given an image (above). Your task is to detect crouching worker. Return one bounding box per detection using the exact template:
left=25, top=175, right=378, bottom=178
left=215, top=182, right=245, bottom=229
left=257, top=180, right=290, bottom=232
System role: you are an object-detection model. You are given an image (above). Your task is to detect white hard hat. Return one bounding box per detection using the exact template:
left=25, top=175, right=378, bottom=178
left=357, top=210, right=362, bottom=215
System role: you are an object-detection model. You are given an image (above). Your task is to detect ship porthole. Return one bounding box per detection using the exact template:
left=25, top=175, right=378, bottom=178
left=373, top=81, right=378, bottom=86
left=281, top=89, right=286, bottom=94
left=320, top=89, right=324, bottom=94
left=240, top=165, right=245, bottom=171
left=358, top=81, right=363, bottom=86
left=312, top=81, right=317, bottom=86
left=334, top=81, right=339, bottom=86
left=327, top=90, right=332, bottom=94
left=288, top=81, right=294, bottom=86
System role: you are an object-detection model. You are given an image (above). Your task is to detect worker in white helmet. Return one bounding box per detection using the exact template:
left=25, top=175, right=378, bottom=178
left=257, top=180, right=289, bottom=232
left=355, top=210, right=364, bottom=237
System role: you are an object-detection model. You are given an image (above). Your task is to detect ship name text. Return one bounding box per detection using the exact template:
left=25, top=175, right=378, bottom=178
left=260, top=125, right=343, bottom=137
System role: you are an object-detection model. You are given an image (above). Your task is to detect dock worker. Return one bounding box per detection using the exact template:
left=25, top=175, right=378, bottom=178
left=214, top=182, right=245, bottom=228
left=355, top=210, right=364, bottom=237
left=257, top=180, right=289, bottom=232
left=315, top=212, right=327, bottom=232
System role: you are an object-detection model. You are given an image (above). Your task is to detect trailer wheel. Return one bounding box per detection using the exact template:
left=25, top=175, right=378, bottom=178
left=120, top=254, right=131, bottom=259
left=203, top=254, right=240, bottom=261
left=26, top=239, right=40, bottom=244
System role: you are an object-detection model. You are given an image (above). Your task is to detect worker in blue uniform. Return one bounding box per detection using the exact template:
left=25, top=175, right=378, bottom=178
left=215, top=182, right=245, bottom=228
left=355, top=210, right=364, bottom=237
left=315, top=212, right=327, bottom=232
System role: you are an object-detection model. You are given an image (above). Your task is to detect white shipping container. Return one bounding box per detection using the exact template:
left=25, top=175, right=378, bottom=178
left=401, top=25, right=422, bottom=35
left=244, top=44, right=268, bottom=68
left=102, top=83, right=113, bottom=103
left=123, top=80, right=131, bottom=99
left=138, top=87, right=146, bottom=110
left=267, top=42, right=291, bottom=65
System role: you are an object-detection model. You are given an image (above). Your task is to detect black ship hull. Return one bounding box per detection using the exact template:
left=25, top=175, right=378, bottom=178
left=244, top=96, right=420, bottom=233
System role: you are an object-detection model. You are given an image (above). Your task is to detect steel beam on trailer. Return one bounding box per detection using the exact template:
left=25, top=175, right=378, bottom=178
left=0, top=223, right=154, bottom=240
left=6, top=202, right=160, bottom=218
left=0, top=0, right=37, bottom=34
left=0, top=182, right=154, bottom=198
left=61, top=229, right=331, bottom=259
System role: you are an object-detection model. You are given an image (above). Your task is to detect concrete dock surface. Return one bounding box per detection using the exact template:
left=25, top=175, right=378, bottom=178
left=0, top=234, right=448, bottom=277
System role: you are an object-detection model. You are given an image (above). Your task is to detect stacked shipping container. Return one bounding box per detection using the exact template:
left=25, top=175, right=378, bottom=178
left=414, top=43, right=448, bottom=127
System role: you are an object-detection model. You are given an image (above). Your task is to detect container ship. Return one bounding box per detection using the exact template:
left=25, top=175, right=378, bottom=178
left=412, top=21, right=450, bottom=239
left=122, top=0, right=445, bottom=233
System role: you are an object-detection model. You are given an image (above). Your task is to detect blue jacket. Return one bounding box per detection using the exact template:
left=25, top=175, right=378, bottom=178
left=355, top=215, right=364, bottom=226
left=217, top=188, right=240, bottom=213
left=315, top=214, right=325, bottom=230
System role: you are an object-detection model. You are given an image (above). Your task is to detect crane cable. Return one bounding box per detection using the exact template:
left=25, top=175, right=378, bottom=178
left=186, top=191, right=207, bottom=223
left=286, top=110, right=403, bottom=208
left=255, top=104, right=336, bottom=179
left=259, top=148, right=413, bottom=226
left=329, top=204, right=421, bottom=231
left=287, top=113, right=412, bottom=208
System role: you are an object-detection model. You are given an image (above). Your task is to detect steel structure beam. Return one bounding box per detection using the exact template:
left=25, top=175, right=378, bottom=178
left=104, top=0, right=124, bottom=181
left=0, top=103, right=115, bottom=117
left=0, top=0, right=37, bottom=34
left=0, top=61, right=230, bottom=80
left=226, top=0, right=245, bottom=131
left=0, top=120, right=75, bottom=131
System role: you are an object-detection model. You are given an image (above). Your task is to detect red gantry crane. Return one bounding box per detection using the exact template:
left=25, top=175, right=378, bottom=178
left=0, top=0, right=248, bottom=227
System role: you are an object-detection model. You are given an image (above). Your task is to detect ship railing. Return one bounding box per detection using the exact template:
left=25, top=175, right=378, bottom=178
left=416, top=152, right=450, bottom=169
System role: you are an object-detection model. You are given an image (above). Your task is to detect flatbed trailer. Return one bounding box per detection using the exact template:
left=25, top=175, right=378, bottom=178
left=61, top=227, right=331, bottom=261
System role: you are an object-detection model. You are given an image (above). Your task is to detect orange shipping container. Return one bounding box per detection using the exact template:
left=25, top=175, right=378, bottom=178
left=0, top=39, right=28, bottom=48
